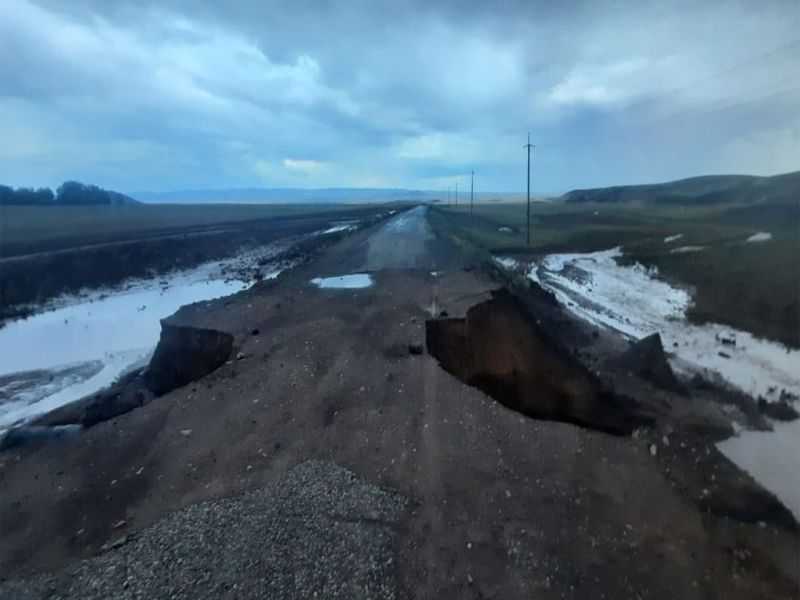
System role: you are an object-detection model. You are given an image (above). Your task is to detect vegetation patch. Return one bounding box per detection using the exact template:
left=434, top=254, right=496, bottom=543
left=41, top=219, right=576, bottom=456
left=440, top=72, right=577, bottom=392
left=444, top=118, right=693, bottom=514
left=430, top=200, right=799, bottom=348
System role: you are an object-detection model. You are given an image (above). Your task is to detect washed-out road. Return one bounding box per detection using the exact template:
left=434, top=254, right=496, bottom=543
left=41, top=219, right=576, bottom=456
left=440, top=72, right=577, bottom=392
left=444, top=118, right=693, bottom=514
left=0, top=206, right=797, bottom=599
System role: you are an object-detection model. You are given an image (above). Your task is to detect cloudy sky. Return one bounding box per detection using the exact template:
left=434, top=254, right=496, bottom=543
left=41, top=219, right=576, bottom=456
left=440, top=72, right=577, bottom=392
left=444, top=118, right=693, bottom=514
left=1, top=0, right=798, bottom=194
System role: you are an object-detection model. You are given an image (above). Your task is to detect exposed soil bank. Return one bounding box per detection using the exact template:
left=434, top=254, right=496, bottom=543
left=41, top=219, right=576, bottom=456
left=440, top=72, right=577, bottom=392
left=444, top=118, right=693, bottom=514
left=426, top=289, right=654, bottom=435
left=145, top=323, right=234, bottom=396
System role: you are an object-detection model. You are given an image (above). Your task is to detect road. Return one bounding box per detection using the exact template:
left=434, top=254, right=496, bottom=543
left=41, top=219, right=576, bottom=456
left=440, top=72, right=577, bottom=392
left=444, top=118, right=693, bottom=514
left=1, top=206, right=797, bottom=599
left=365, top=205, right=436, bottom=269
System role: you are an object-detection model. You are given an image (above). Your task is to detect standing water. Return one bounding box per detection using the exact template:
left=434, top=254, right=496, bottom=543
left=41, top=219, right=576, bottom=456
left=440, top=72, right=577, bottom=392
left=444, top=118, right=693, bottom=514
left=503, top=248, right=800, bottom=520
left=0, top=260, right=261, bottom=431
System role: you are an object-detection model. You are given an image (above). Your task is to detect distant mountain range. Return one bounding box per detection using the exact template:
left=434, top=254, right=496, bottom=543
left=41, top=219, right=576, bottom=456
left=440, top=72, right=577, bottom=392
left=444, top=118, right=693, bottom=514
left=562, top=171, right=799, bottom=205
left=131, top=188, right=527, bottom=204
left=131, top=187, right=436, bottom=204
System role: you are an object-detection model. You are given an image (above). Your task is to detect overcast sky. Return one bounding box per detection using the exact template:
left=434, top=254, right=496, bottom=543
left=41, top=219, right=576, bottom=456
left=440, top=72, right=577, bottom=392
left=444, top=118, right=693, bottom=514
left=1, top=0, right=798, bottom=194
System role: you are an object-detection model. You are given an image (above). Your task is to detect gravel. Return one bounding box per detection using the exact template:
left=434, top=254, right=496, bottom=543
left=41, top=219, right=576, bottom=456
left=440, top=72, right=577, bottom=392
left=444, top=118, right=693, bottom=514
left=0, top=461, right=408, bottom=599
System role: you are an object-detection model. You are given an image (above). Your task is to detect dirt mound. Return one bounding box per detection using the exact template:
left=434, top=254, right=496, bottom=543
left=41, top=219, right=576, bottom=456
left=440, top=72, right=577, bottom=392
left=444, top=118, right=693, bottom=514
left=426, top=289, right=653, bottom=435
left=613, top=333, right=683, bottom=392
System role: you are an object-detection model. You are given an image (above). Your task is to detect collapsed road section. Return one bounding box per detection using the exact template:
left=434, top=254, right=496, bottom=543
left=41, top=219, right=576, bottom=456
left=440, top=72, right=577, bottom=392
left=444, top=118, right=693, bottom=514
left=426, top=289, right=655, bottom=435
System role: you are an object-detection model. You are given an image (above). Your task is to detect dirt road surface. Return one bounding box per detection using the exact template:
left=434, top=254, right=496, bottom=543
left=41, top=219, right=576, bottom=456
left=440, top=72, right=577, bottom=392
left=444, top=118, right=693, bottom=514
left=0, top=207, right=797, bottom=599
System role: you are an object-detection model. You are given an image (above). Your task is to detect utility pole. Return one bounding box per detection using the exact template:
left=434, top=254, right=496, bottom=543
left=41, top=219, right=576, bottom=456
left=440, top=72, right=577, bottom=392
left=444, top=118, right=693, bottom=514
left=524, top=132, right=534, bottom=245
left=470, top=170, right=474, bottom=215
left=455, top=182, right=458, bottom=208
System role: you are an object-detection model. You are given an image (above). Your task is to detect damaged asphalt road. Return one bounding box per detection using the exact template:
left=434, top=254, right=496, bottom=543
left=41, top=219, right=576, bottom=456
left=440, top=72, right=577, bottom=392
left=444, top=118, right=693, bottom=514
left=0, top=207, right=798, bottom=599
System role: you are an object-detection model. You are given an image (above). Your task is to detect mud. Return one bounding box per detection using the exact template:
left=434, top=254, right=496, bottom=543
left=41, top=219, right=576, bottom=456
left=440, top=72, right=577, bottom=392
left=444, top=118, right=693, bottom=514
left=426, top=288, right=654, bottom=435
left=0, top=206, right=395, bottom=323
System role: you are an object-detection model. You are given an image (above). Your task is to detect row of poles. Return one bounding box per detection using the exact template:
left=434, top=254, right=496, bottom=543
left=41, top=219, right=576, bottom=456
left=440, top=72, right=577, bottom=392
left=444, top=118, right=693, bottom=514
left=444, top=132, right=534, bottom=244
left=443, top=170, right=475, bottom=214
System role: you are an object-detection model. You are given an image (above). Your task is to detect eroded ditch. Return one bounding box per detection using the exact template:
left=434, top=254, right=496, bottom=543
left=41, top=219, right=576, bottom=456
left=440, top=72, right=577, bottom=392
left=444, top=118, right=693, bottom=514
left=426, top=289, right=654, bottom=435
left=2, top=320, right=234, bottom=448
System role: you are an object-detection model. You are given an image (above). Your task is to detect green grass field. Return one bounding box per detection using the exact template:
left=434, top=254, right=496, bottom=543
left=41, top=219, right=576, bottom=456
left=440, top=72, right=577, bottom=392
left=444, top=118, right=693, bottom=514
left=429, top=201, right=800, bottom=348
left=0, top=203, right=396, bottom=256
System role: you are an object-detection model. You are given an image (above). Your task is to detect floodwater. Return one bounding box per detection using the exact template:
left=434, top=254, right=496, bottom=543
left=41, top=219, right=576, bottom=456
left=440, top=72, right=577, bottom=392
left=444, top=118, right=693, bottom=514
left=747, top=231, right=772, bottom=242
left=311, top=273, right=374, bottom=289
left=526, top=248, right=799, bottom=400
left=0, top=255, right=282, bottom=432
left=512, top=247, right=800, bottom=519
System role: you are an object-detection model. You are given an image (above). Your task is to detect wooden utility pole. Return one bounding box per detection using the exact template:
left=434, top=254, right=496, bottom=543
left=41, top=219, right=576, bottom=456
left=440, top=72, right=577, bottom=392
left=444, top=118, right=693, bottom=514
left=524, top=132, right=534, bottom=245
left=470, top=170, right=474, bottom=215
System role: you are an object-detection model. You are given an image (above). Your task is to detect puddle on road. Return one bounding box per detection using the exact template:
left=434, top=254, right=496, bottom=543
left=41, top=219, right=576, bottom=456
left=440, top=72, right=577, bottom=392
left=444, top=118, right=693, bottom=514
left=311, top=273, right=373, bottom=289
left=513, top=247, right=800, bottom=518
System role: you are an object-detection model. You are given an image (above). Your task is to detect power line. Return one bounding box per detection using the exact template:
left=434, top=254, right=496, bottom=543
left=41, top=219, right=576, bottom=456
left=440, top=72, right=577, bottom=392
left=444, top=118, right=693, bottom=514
left=470, top=170, right=474, bottom=215
left=615, top=37, right=800, bottom=118
left=625, top=80, right=800, bottom=131
left=524, top=132, right=534, bottom=245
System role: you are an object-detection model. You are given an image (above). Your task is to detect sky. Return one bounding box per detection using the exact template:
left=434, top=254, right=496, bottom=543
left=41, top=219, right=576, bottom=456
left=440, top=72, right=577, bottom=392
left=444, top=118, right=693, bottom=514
left=0, top=0, right=798, bottom=195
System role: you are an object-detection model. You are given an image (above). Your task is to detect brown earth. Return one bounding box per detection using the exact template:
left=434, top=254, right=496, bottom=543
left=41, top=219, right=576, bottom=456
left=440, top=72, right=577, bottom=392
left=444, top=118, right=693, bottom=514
left=0, top=207, right=797, bottom=598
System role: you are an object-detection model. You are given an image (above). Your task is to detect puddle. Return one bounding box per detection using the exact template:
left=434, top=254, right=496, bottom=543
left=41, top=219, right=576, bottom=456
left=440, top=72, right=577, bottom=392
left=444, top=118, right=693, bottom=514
left=493, top=256, right=521, bottom=270
left=321, top=222, right=359, bottom=234
left=311, top=273, right=373, bottom=289
left=747, top=231, right=772, bottom=243
left=718, top=420, right=800, bottom=520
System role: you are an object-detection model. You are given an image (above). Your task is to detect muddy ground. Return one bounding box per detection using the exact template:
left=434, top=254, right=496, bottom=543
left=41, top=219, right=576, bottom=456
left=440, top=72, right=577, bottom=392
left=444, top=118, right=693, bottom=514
left=0, top=205, right=396, bottom=322
left=0, top=207, right=798, bottom=599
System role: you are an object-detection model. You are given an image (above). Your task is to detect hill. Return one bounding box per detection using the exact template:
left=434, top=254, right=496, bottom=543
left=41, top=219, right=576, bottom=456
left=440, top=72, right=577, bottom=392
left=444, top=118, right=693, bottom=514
left=0, top=181, right=138, bottom=206
left=562, top=171, right=799, bottom=206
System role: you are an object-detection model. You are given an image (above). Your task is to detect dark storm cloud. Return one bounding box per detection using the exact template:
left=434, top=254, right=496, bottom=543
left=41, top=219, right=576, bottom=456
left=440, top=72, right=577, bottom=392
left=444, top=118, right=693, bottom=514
left=1, top=0, right=798, bottom=192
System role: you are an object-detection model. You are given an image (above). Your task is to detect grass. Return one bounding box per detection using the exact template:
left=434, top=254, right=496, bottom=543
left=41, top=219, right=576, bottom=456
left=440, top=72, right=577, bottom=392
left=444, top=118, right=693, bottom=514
left=0, top=203, right=399, bottom=256
left=430, top=201, right=800, bottom=348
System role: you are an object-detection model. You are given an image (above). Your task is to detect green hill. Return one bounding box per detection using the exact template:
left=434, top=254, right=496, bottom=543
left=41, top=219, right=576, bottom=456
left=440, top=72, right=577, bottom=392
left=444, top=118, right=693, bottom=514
left=563, top=171, right=799, bottom=206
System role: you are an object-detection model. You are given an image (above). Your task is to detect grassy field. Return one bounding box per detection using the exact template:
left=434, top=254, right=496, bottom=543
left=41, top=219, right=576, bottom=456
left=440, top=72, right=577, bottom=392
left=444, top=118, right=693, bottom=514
left=429, top=201, right=800, bottom=348
left=0, top=203, right=401, bottom=256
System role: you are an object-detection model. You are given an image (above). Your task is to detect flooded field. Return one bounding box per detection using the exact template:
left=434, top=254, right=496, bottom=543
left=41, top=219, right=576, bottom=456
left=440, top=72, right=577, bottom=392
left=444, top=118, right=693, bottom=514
left=506, top=248, right=800, bottom=518
left=526, top=248, right=799, bottom=400
left=0, top=246, right=291, bottom=432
